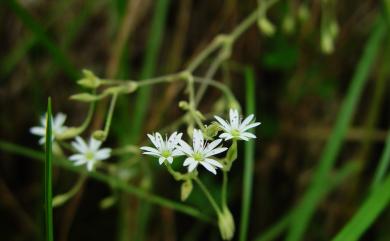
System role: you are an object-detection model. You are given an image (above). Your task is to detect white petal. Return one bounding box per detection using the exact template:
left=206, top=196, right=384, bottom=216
left=200, top=161, right=217, bottom=174
left=74, top=159, right=87, bottom=166
left=72, top=137, right=88, bottom=153
left=203, top=139, right=222, bottom=154
left=171, top=149, right=184, bottom=157
left=241, top=122, right=261, bottom=132
left=167, top=156, right=173, bottom=164
left=95, top=148, right=111, bottom=160
left=87, top=161, right=95, bottom=171
left=69, top=154, right=85, bottom=161
left=30, top=127, right=45, bottom=136
left=183, top=157, right=195, bottom=166
left=40, top=114, right=47, bottom=126
left=38, top=137, right=46, bottom=145
left=167, top=132, right=182, bottom=149
left=178, top=140, right=193, bottom=156
left=142, top=151, right=161, bottom=157
left=205, top=158, right=223, bottom=168
left=140, top=146, right=160, bottom=154
left=147, top=134, right=160, bottom=149
left=188, top=161, right=198, bottom=172
left=155, top=133, right=165, bottom=150
left=229, top=109, right=239, bottom=128
left=89, top=137, right=102, bottom=151
left=240, top=114, right=254, bottom=129
left=53, top=113, right=67, bottom=128
left=158, top=157, right=165, bottom=165
left=219, top=133, right=233, bottom=140
left=193, top=129, right=204, bottom=152
left=214, top=116, right=231, bottom=131
left=204, top=147, right=227, bottom=157
left=241, top=132, right=257, bottom=139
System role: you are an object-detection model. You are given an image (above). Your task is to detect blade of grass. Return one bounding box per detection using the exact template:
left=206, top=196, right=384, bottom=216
left=371, top=131, right=390, bottom=189
left=255, top=162, right=359, bottom=241
left=239, top=66, right=256, bottom=241
left=127, top=0, right=171, bottom=240
left=45, top=97, right=54, bottom=241
left=0, top=140, right=213, bottom=224
left=5, top=0, right=79, bottom=79
left=332, top=164, right=390, bottom=240
left=286, top=16, right=387, bottom=241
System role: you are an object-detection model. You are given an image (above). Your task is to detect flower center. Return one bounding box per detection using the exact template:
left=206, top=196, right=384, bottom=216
left=231, top=129, right=241, bottom=138
left=85, top=151, right=95, bottom=160
left=193, top=152, right=204, bottom=162
left=161, top=150, right=171, bottom=158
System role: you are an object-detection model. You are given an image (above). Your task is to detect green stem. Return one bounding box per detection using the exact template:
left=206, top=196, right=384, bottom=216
left=103, top=93, right=118, bottom=140
left=52, top=174, right=87, bottom=207
left=44, top=97, right=53, bottom=241
left=194, top=177, right=222, bottom=215
left=221, top=171, right=228, bottom=208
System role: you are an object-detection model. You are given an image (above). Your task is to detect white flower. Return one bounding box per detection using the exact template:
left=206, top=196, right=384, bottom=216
left=178, top=129, right=226, bottom=175
left=214, top=109, right=261, bottom=141
left=140, top=132, right=183, bottom=164
left=69, top=136, right=111, bottom=171
left=30, top=112, right=68, bottom=144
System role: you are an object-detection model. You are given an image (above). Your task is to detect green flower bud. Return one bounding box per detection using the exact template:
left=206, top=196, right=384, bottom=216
left=218, top=207, right=235, bottom=240
left=99, top=196, right=116, bottom=209
left=93, top=130, right=106, bottom=141
left=179, top=101, right=190, bottom=110
left=321, top=32, right=334, bottom=54
left=282, top=14, right=295, bottom=34
left=205, top=123, right=221, bottom=139
left=70, top=93, right=100, bottom=102
left=77, top=69, right=101, bottom=89
left=257, top=17, right=275, bottom=37
left=180, top=179, right=193, bottom=201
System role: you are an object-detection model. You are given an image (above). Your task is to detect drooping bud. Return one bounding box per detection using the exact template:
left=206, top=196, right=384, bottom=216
left=180, top=179, right=193, bottom=201
left=257, top=17, right=276, bottom=36
left=77, top=69, right=101, bottom=89
left=218, top=207, right=235, bottom=240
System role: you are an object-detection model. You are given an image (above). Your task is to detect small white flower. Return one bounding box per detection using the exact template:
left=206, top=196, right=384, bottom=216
left=215, top=109, right=261, bottom=141
left=30, top=112, right=68, bottom=144
left=140, top=132, right=183, bottom=164
left=69, top=136, right=111, bottom=171
left=178, top=129, right=226, bottom=175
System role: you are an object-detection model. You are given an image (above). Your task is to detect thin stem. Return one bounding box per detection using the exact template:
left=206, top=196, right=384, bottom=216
left=52, top=174, right=87, bottom=207
left=221, top=171, right=228, bottom=208
left=186, top=37, right=223, bottom=72
left=44, top=97, right=53, bottom=241
left=103, top=93, right=118, bottom=139
left=194, top=177, right=221, bottom=215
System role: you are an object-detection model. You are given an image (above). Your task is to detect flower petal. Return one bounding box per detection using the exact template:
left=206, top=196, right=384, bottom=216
left=205, top=158, right=223, bottom=168
left=193, top=129, right=204, bottom=152
left=219, top=133, right=233, bottom=140
left=200, top=161, right=217, bottom=174
left=183, top=157, right=195, bottom=166
left=72, top=137, right=88, bottom=153
left=178, top=140, right=193, bottom=156
left=229, top=109, right=240, bottom=128
left=167, top=156, right=173, bottom=164
left=89, top=137, right=102, bottom=151
left=140, top=146, right=160, bottom=154
left=241, top=122, right=261, bottom=132
left=147, top=134, right=160, bottom=149
left=188, top=161, right=198, bottom=172
left=158, top=157, right=165, bottom=165
left=95, top=148, right=111, bottom=161
left=171, top=149, right=184, bottom=157
left=30, top=127, right=45, bottom=136
left=53, top=112, right=67, bottom=128
left=69, top=154, right=85, bottom=161
left=239, top=114, right=254, bottom=129
left=203, top=139, right=222, bottom=154
left=204, top=147, right=227, bottom=157
left=241, top=132, right=257, bottom=139
left=214, top=116, right=231, bottom=131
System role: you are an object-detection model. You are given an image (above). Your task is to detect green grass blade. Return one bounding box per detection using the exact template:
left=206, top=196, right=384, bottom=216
left=239, top=66, right=256, bottom=241
left=5, top=0, right=79, bottom=79
left=128, top=0, right=171, bottom=144
left=286, top=16, right=386, bottom=241
left=45, top=97, right=54, bottom=241
left=372, top=129, right=390, bottom=189
left=255, top=162, right=359, bottom=241
left=332, top=173, right=390, bottom=240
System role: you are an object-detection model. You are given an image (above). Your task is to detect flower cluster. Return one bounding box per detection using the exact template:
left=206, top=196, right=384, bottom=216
left=31, top=112, right=111, bottom=171
left=140, top=109, right=261, bottom=175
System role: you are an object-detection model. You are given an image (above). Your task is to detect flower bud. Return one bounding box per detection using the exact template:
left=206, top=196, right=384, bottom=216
left=180, top=179, right=193, bottom=201
left=218, top=207, right=235, bottom=240
left=282, top=14, right=295, bottom=34
left=257, top=17, right=275, bottom=37
left=93, top=130, right=106, bottom=141
left=179, top=101, right=190, bottom=110
left=77, top=69, right=101, bottom=89
left=205, top=123, right=221, bottom=139
left=70, top=93, right=100, bottom=102
left=99, top=196, right=116, bottom=209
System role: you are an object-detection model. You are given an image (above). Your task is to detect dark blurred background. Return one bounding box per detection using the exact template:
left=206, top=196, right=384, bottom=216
left=0, top=0, right=389, bottom=241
